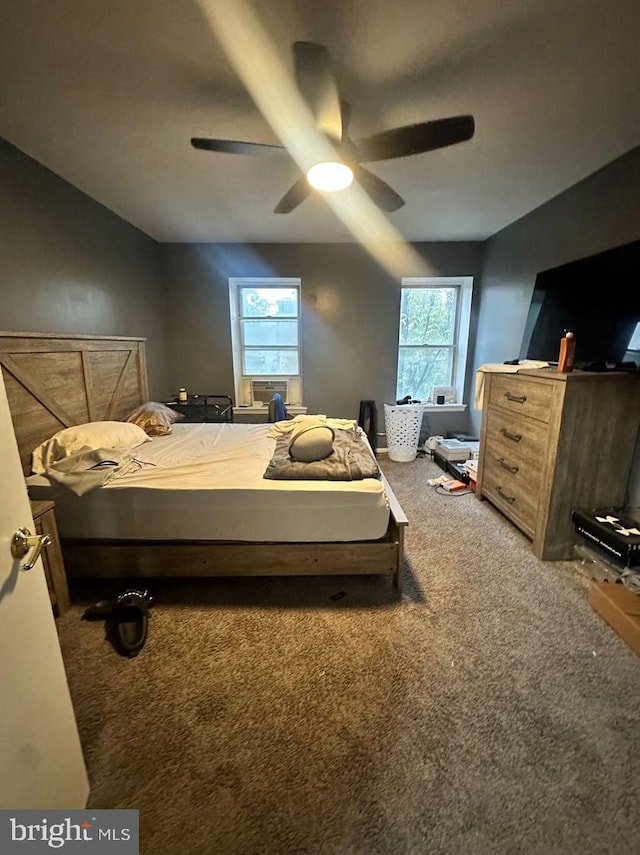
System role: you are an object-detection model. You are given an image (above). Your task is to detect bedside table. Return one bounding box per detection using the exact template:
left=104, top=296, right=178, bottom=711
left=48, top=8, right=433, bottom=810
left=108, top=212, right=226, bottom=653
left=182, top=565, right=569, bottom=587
left=30, top=500, right=70, bottom=616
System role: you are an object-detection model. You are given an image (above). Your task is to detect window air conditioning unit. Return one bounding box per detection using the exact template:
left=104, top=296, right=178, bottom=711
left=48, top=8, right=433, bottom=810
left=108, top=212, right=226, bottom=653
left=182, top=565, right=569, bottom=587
left=239, top=377, right=301, bottom=407
left=251, top=379, right=288, bottom=407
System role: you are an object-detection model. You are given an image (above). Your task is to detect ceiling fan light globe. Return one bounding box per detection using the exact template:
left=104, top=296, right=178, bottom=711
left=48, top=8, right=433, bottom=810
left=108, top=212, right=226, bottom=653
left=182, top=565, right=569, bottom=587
left=306, top=162, right=353, bottom=192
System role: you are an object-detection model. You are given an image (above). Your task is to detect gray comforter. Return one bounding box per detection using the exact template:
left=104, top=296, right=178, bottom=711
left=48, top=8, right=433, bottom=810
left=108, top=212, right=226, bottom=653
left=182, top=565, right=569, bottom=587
left=263, top=429, right=380, bottom=481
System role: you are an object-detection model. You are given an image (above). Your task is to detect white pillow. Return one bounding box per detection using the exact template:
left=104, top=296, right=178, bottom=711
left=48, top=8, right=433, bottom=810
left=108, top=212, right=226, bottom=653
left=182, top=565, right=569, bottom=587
left=289, top=425, right=335, bottom=463
left=32, top=421, right=150, bottom=475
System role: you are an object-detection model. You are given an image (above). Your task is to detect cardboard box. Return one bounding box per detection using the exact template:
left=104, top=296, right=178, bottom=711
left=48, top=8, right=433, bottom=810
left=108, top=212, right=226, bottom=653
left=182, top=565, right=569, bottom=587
left=466, top=461, right=478, bottom=492
left=465, top=459, right=478, bottom=480
left=588, top=581, right=640, bottom=657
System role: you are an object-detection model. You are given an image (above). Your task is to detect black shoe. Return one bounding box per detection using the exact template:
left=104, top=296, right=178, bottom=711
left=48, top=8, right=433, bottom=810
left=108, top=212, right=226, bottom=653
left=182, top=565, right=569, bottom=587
left=106, top=589, right=151, bottom=658
left=82, top=590, right=153, bottom=622
left=82, top=599, right=116, bottom=621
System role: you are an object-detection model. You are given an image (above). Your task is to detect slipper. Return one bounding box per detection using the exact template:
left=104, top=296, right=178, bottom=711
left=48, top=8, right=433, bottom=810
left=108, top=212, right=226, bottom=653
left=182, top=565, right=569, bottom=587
left=82, top=589, right=154, bottom=622
left=105, top=589, right=152, bottom=658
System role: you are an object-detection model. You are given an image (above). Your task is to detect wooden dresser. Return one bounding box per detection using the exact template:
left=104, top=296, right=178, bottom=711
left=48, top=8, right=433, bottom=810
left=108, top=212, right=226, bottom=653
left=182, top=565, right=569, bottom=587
left=476, top=369, right=640, bottom=560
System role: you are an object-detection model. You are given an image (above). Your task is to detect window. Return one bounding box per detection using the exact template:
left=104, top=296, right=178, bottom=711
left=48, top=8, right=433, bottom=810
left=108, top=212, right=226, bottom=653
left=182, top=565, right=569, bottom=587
left=229, top=277, right=302, bottom=405
left=396, top=277, right=473, bottom=403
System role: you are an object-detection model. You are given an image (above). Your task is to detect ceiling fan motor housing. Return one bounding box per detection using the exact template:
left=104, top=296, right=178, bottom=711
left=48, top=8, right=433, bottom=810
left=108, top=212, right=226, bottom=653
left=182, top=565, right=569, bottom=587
left=190, top=42, right=475, bottom=214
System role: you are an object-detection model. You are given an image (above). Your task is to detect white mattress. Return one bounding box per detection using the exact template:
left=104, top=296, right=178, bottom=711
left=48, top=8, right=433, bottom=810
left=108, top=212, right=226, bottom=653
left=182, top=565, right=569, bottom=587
left=27, top=423, right=390, bottom=542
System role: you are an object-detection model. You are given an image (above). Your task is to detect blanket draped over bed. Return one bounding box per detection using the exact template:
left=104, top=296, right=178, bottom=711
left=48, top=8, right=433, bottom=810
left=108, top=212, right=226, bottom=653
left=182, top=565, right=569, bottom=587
left=45, top=448, right=149, bottom=495
left=263, top=428, right=380, bottom=481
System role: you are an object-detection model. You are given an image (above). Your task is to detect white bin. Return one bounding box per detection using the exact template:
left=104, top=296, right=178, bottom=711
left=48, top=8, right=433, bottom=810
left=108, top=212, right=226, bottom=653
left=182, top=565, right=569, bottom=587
left=384, top=403, right=426, bottom=462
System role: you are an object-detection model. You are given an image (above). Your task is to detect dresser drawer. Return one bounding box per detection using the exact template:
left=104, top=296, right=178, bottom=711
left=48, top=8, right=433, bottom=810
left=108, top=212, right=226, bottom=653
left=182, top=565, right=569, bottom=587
left=484, top=436, right=542, bottom=496
left=480, top=457, right=538, bottom=537
left=488, top=374, right=553, bottom=424
left=484, top=406, right=549, bottom=465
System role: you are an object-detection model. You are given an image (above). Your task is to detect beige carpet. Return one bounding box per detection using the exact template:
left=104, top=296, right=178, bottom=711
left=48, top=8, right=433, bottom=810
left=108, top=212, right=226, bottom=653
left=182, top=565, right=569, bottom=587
left=56, top=456, right=640, bottom=855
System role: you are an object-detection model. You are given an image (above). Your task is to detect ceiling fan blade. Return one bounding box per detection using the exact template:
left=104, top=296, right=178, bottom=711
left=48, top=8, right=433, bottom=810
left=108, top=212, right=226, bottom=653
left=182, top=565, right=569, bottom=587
left=355, top=115, right=475, bottom=163
left=355, top=166, right=405, bottom=212
left=191, top=138, right=285, bottom=156
left=274, top=175, right=312, bottom=214
left=293, top=41, right=342, bottom=140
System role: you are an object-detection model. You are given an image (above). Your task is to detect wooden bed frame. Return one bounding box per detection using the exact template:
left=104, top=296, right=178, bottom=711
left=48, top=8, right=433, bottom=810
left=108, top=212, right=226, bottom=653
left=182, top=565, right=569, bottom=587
left=2, top=331, right=407, bottom=591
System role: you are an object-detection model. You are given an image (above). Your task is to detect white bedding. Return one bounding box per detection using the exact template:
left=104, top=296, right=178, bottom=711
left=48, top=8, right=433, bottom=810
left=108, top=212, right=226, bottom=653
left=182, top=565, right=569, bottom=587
left=27, top=423, right=390, bottom=542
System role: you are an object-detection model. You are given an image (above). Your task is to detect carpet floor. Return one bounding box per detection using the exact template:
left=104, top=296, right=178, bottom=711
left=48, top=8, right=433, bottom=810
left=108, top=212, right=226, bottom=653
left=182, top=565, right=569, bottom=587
left=55, top=456, right=640, bottom=855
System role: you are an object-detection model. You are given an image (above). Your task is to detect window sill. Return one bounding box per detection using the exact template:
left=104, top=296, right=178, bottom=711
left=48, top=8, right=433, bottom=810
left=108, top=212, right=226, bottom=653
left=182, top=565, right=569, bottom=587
left=421, top=404, right=467, bottom=412
left=233, top=405, right=308, bottom=415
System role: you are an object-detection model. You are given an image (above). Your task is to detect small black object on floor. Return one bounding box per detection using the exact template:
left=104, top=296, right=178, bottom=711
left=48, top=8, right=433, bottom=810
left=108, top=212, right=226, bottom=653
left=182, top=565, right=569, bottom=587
left=81, top=599, right=117, bottom=621
left=82, top=589, right=153, bottom=658
left=432, top=452, right=470, bottom=483
left=447, top=432, right=479, bottom=443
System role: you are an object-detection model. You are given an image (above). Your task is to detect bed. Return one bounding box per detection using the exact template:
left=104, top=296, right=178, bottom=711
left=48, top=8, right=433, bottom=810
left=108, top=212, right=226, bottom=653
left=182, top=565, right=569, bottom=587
left=1, top=331, right=407, bottom=590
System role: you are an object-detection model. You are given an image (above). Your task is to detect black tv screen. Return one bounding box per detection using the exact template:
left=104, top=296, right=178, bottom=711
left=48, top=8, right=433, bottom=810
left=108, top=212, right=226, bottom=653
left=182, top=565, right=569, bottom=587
left=520, top=240, right=640, bottom=368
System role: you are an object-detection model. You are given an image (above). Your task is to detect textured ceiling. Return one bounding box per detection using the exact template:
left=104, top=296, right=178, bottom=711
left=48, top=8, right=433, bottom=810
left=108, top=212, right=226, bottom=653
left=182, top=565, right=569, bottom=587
left=0, top=0, right=639, bottom=243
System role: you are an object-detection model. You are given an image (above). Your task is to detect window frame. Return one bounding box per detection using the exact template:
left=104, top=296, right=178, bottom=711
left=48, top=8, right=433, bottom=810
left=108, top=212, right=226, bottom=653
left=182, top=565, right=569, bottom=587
left=396, top=276, right=473, bottom=404
left=229, top=277, right=302, bottom=405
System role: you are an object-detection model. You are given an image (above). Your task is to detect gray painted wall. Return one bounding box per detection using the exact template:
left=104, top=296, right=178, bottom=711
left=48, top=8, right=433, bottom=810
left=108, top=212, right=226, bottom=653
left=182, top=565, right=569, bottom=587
left=4, top=133, right=638, bottom=502
left=0, top=141, right=168, bottom=397
left=471, top=145, right=640, bottom=505
left=159, top=241, right=484, bottom=438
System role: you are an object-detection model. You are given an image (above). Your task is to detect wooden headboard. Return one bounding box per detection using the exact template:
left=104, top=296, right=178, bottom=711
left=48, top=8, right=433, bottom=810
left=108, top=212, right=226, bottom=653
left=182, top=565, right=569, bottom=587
left=0, top=332, right=149, bottom=474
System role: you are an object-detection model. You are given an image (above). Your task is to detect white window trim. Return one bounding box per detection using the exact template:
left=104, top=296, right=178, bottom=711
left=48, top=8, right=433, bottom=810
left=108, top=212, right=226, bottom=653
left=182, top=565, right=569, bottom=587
left=229, top=277, right=303, bottom=406
left=399, top=276, right=473, bottom=404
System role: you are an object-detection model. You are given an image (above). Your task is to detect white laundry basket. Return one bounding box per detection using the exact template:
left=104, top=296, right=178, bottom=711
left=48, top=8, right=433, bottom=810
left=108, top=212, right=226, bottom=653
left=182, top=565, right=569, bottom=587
left=384, top=403, right=426, bottom=462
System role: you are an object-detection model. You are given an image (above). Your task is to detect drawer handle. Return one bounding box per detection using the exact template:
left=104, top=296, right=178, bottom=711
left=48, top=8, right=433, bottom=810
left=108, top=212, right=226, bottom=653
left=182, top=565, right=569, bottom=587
left=497, top=457, right=519, bottom=474
left=496, top=486, right=516, bottom=504
left=500, top=427, right=522, bottom=443
left=504, top=392, right=527, bottom=404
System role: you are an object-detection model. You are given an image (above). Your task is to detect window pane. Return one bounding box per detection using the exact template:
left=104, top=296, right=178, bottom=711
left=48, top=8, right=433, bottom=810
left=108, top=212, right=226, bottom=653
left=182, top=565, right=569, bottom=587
left=240, top=288, right=298, bottom=318
left=396, top=347, right=453, bottom=401
left=399, top=288, right=457, bottom=345
left=242, top=319, right=298, bottom=347
left=243, top=349, right=299, bottom=375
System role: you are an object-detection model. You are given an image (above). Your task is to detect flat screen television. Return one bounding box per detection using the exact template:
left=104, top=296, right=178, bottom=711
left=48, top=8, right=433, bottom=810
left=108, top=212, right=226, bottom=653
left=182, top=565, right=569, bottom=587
left=520, top=240, right=640, bottom=370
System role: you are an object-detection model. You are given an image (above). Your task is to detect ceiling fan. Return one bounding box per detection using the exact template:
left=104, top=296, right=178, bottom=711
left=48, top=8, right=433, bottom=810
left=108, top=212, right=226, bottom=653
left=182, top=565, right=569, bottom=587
left=191, top=41, right=475, bottom=214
